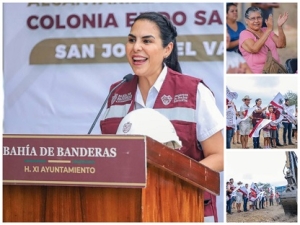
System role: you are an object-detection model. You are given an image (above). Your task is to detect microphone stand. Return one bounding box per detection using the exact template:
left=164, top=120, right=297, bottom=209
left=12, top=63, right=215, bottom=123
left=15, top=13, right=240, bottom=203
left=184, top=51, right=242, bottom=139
left=87, top=74, right=133, bottom=134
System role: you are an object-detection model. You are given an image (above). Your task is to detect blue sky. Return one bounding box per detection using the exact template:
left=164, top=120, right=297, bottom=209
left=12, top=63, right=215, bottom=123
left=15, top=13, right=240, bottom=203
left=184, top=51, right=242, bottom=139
left=227, top=75, right=298, bottom=111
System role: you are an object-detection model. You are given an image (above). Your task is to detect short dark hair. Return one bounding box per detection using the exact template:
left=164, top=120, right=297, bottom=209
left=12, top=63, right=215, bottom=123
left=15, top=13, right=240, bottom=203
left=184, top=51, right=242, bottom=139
left=226, top=3, right=237, bottom=14
left=255, top=98, right=261, bottom=103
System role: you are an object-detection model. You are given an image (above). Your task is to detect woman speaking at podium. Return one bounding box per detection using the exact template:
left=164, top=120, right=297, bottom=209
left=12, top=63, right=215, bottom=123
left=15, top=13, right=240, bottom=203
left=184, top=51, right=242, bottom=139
left=100, top=12, right=223, bottom=222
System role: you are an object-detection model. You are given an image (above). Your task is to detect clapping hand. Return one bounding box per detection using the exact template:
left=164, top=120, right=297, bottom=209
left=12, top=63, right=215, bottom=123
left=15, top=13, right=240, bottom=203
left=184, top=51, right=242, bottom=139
left=265, top=14, right=273, bottom=31
left=277, top=12, right=288, bottom=27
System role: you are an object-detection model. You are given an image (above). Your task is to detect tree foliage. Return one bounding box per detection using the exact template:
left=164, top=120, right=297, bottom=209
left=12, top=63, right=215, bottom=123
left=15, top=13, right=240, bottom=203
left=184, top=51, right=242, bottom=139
left=257, top=182, right=272, bottom=192
left=284, top=91, right=297, bottom=107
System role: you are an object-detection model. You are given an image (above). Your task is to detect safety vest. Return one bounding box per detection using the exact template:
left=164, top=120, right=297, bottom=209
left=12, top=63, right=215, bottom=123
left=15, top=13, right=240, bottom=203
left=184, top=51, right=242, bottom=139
left=100, top=67, right=205, bottom=161
left=100, top=67, right=217, bottom=221
left=252, top=106, right=264, bottom=124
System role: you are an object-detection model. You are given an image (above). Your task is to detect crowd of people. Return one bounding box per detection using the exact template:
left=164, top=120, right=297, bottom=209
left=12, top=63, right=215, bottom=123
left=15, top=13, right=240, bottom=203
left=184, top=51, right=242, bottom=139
left=226, top=178, right=281, bottom=215
left=226, top=95, right=298, bottom=149
left=226, top=3, right=294, bottom=74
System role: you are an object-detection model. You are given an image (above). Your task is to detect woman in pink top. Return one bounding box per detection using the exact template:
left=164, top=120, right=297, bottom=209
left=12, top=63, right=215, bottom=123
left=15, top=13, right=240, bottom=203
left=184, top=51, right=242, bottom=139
left=239, top=7, right=288, bottom=73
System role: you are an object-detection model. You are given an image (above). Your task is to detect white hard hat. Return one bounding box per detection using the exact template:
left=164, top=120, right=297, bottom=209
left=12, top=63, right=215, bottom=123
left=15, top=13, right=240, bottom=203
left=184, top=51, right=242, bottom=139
left=116, top=108, right=182, bottom=149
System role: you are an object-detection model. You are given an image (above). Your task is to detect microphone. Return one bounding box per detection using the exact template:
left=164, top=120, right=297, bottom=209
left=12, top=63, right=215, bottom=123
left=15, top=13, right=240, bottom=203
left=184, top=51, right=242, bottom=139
left=87, top=74, right=134, bottom=134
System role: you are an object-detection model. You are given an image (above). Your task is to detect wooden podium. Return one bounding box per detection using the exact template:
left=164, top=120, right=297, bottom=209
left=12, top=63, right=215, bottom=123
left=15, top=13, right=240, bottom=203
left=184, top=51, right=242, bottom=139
left=3, top=135, right=219, bottom=222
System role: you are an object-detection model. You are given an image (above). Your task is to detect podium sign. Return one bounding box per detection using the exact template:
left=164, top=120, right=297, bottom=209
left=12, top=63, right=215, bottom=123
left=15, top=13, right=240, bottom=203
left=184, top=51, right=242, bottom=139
left=3, top=134, right=220, bottom=222
left=3, top=134, right=147, bottom=188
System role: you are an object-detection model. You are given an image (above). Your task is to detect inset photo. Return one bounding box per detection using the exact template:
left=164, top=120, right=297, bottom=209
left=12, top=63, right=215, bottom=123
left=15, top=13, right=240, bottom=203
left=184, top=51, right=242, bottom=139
left=226, top=151, right=297, bottom=222
left=226, top=76, right=298, bottom=149
left=226, top=2, right=297, bottom=74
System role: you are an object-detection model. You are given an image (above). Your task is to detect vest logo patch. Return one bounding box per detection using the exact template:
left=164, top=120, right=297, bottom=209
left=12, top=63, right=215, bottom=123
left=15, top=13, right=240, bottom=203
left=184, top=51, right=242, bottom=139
left=111, top=93, right=132, bottom=105
left=122, top=122, right=132, bottom=133
left=161, top=95, right=172, bottom=105
left=174, top=94, right=188, bottom=103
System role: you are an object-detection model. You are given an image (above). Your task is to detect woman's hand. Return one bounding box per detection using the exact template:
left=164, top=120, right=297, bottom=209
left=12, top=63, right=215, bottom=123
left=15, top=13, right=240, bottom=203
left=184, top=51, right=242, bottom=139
left=265, top=14, right=273, bottom=31
left=272, top=12, right=288, bottom=48
left=277, top=12, right=288, bottom=27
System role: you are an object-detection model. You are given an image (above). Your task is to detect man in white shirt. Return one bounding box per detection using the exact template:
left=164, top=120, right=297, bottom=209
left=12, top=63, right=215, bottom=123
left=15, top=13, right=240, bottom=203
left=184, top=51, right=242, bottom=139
left=239, top=95, right=252, bottom=148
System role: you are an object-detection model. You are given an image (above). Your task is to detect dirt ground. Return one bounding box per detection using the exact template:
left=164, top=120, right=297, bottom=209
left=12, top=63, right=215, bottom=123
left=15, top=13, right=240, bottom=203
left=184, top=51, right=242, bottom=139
left=231, top=127, right=297, bottom=149
left=227, top=202, right=297, bottom=222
